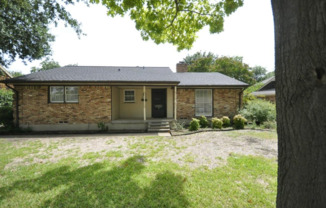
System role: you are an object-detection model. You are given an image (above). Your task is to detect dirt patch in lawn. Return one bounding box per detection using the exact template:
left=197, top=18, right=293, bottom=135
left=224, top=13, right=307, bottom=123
left=2, top=131, right=277, bottom=169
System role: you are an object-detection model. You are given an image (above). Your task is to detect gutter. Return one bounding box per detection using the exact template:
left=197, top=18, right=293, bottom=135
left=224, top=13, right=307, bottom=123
left=5, top=83, right=19, bottom=127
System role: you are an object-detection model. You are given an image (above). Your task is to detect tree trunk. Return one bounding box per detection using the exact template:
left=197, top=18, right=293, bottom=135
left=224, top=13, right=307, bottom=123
left=271, top=0, right=326, bottom=207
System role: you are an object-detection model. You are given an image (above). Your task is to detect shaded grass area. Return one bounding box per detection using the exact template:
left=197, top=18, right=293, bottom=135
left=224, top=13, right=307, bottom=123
left=0, top=137, right=277, bottom=208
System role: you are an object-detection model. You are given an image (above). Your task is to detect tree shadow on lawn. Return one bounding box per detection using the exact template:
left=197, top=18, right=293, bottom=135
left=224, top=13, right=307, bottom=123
left=0, top=156, right=189, bottom=207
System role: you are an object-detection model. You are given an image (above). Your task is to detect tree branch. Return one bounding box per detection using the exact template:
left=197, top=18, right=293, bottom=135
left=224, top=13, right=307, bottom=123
left=180, top=9, right=212, bottom=16
left=165, top=0, right=179, bottom=29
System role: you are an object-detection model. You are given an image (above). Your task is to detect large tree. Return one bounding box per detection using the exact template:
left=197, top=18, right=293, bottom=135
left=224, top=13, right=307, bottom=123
left=272, top=1, right=326, bottom=207
left=30, top=58, right=61, bottom=73
left=94, top=0, right=243, bottom=50
left=0, top=0, right=84, bottom=67
left=251, top=66, right=268, bottom=82
left=184, top=52, right=256, bottom=84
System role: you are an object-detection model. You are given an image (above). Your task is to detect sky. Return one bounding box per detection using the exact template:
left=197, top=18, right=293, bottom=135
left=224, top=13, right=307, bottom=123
left=7, top=0, right=275, bottom=74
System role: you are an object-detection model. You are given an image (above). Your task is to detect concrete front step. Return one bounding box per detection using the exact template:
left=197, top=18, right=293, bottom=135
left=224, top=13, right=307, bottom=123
left=148, top=129, right=170, bottom=132
left=148, top=125, right=170, bottom=129
left=149, top=122, right=169, bottom=125
left=148, top=121, right=170, bottom=132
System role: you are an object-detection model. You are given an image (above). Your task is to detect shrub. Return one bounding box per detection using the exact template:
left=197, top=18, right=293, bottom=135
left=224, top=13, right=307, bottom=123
left=242, top=82, right=264, bottom=104
left=0, top=89, right=14, bottom=107
left=170, top=120, right=185, bottom=131
left=233, top=114, right=247, bottom=129
left=0, top=106, right=14, bottom=127
left=221, top=116, right=231, bottom=128
left=97, top=122, right=108, bottom=131
left=212, top=118, right=223, bottom=129
left=240, top=99, right=276, bottom=125
left=189, top=118, right=200, bottom=131
left=198, top=115, right=209, bottom=128
left=262, top=121, right=277, bottom=129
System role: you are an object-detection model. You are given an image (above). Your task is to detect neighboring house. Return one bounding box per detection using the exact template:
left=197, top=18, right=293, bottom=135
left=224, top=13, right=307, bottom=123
left=2, top=62, right=248, bottom=131
left=0, top=65, right=13, bottom=89
left=252, top=76, right=275, bottom=103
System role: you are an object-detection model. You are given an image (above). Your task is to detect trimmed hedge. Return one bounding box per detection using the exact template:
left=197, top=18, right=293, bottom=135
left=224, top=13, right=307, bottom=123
left=212, top=118, right=223, bottom=129
left=189, top=118, right=200, bottom=131
left=198, top=116, right=209, bottom=128
left=221, top=116, right=231, bottom=128
left=233, top=115, right=247, bottom=129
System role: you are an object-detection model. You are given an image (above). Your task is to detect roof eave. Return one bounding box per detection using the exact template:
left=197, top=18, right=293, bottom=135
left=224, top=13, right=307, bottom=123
left=0, top=65, right=13, bottom=78
left=5, top=80, right=180, bottom=85
left=177, top=84, right=248, bottom=88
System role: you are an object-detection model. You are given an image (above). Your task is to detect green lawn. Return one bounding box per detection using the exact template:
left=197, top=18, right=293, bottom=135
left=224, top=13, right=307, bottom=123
left=0, top=133, right=277, bottom=208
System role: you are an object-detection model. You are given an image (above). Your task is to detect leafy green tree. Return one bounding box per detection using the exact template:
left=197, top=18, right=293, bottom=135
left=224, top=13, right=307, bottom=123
left=188, top=57, right=214, bottom=72
left=213, top=56, right=255, bottom=84
left=95, top=0, right=244, bottom=51
left=8, top=71, right=23, bottom=77
left=184, top=52, right=216, bottom=65
left=251, top=66, right=267, bottom=82
left=0, top=0, right=85, bottom=67
left=184, top=52, right=216, bottom=72
left=30, top=58, right=61, bottom=73
left=242, top=82, right=264, bottom=104
left=184, top=52, right=256, bottom=84
left=264, top=71, right=275, bottom=79
left=0, top=89, right=13, bottom=107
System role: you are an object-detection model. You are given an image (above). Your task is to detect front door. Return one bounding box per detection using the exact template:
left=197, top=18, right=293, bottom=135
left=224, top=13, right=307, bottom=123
left=152, top=89, right=167, bottom=118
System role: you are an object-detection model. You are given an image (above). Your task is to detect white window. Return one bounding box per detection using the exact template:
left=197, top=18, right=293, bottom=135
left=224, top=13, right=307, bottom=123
left=124, top=90, right=135, bottom=102
left=50, top=86, right=64, bottom=103
left=50, top=86, right=78, bottom=103
left=195, top=89, right=212, bottom=116
left=65, top=87, right=79, bottom=103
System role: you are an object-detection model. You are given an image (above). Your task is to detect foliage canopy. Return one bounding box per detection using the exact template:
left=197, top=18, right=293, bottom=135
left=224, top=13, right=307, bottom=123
left=30, top=58, right=61, bottom=73
left=0, top=0, right=84, bottom=67
left=93, top=0, right=244, bottom=50
left=184, top=52, right=257, bottom=84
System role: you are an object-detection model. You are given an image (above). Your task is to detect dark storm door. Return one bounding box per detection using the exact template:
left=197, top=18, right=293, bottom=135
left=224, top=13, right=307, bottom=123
left=152, top=89, right=167, bottom=118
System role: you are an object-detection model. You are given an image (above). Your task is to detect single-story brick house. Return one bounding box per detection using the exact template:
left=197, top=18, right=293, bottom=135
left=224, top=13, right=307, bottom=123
left=252, top=76, right=275, bottom=103
left=2, top=62, right=248, bottom=132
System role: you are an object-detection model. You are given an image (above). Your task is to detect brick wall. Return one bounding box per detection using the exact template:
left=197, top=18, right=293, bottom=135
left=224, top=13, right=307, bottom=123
left=177, top=88, right=195, bottom=119
left=213, top=88, right=242, bottom=118
left=177, top=88, right=242, bottom=119
left=14, top=85, right=111, bottom=125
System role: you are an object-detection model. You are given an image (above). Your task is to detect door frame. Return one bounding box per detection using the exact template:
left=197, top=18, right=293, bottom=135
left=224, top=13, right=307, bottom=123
left=151, top=88, right=167, bottom=118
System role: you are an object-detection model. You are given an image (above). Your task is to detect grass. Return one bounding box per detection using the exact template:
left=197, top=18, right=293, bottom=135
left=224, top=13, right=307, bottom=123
left=226, top=130, right=277, bottom=140
left=0, top=134, right=277, bottom=208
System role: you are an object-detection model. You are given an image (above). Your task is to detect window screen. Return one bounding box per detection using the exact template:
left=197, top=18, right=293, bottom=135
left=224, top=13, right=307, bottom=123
left=65, top=87, right=79, bottom=103
left=50, top=86, right=64, bottom=103
left=50, top=86, right=78, bottom=103
left=195, top=89, right=212, bottom=116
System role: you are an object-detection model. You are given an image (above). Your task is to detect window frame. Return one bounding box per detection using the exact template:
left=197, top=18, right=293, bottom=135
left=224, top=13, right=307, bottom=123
left=195, top=89, right=213, bottom=117
left=124, top=89, right=135, bottom=103
left=65, top=86, right=79, bottom=103
left=49, top=86, right=79, bottom=104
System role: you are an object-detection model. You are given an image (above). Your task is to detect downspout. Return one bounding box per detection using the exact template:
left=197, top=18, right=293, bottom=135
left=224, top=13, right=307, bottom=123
left=5, top=83, right=19, bottom=128
left=238, top=87, right=246, bottom=111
